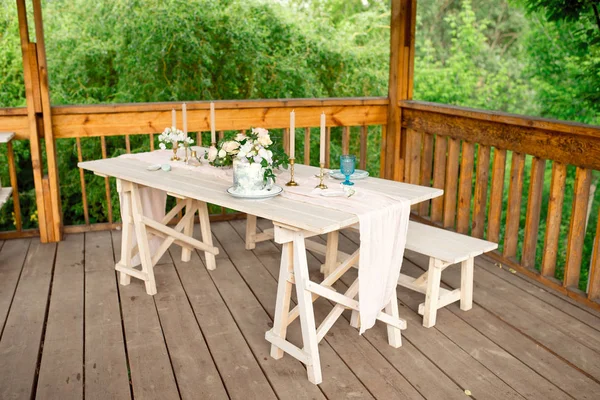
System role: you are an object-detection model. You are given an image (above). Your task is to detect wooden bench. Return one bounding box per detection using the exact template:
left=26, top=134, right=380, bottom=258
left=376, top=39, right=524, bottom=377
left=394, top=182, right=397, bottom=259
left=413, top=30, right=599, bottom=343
left=0, top=132, right=15, bottom=208
left=397, top=221, right=497, bottom=328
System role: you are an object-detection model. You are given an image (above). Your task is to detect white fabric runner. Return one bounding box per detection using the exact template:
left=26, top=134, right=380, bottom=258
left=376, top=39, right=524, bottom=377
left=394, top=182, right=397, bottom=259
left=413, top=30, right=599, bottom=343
left=117, top=148, right=410, bottom=334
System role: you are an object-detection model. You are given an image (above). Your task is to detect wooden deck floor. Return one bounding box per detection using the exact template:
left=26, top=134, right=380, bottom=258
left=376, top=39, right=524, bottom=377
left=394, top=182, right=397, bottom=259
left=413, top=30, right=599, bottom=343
left=1, top=219, right=600, bottom=400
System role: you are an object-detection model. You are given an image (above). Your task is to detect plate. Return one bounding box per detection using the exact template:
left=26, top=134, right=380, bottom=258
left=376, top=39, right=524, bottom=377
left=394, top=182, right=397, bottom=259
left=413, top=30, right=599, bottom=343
left=329, top=169, right=369, bottom=180
left=227, top=185, right=283, bottom=199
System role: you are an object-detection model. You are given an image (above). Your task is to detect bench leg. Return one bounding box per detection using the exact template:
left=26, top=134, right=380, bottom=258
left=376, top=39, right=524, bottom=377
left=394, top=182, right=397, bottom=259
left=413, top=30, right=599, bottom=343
left=460, top=258, right=474, bottom=311
left=245, top=214, right=257, bottom=250
left=423, top=258, right=441, bottom=328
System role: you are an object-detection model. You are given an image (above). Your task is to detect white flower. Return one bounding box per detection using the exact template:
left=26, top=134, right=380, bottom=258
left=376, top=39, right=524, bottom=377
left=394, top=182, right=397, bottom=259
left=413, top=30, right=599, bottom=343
left=159, top=143, right=167, bottom=150
left=253, top=127, right=269, bottom=137
left=218, top=149, right=227, bottom=158
left=235, top=133, right=247, bottom=141
left=222, top=141, right=240, bottom=153
left=257, top=134, right=272, bottom=147
left=207, top=146, right=218, bottom=162
left=253, top=155, right=263, bottom=164
left=258, top=148, right=272, bottom=164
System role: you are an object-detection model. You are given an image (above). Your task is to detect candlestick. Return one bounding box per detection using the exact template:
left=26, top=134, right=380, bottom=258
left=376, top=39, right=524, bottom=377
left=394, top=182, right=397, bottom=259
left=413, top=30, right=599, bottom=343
left=319, top=112, right=326, bottom=164
left=210, top=102, right=216, bottom=144
left=315, top=162, right=328, bottom=189
left=289, top=110, right=295, bottom=159
left=182, top=103, right=187, bottom=138
left=285, top=158, right=299, bottom=186
left=172, top=108, right=176, bottom=129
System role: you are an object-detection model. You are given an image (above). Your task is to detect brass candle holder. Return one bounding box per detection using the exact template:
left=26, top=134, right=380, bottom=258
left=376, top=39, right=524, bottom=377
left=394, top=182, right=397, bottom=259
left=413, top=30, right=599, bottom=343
left=315, top=163, right=328, bottom=189
left=171, top=142, right=180, bottom=161
left=286, top=158, right=299, bottom=186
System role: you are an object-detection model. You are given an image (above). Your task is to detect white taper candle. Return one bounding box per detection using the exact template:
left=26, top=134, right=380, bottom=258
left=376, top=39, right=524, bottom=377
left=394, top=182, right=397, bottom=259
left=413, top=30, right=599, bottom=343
left=289, top=110, right=295, bottom=159
left=182, top=103, right=187, bottom=137
left=320, top=112, right=326, bottom=164
left=210, top=102, right=216, bottom=144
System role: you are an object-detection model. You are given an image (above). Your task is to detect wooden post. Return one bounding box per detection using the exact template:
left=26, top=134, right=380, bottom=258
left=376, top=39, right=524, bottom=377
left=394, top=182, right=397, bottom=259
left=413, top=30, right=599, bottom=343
left=16, top=0, right=62, bottom=242
left=384, top=0, right=416, bottom=181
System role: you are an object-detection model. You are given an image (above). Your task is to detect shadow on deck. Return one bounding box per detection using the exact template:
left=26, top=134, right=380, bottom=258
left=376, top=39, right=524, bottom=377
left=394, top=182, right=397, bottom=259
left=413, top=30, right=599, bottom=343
left=1, top=220, right=599, bottom=399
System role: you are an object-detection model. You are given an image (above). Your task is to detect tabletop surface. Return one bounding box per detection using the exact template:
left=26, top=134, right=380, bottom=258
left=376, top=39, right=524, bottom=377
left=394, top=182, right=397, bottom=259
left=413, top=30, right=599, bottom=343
left=78, top=156, right=442, bottom=234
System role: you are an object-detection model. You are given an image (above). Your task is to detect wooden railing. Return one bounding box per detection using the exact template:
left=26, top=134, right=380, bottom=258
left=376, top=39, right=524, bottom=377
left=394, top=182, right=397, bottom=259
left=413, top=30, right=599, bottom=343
left=0, top=97, right=388, bottom=238
left=2, top=96, right=600, bottom=310
left=400, top=100, right=600, bottom=310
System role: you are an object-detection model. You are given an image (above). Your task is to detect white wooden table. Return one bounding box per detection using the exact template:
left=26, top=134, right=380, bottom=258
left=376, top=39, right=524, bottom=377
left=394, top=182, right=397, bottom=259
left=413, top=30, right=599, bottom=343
left=78, top=157, right=442, bottom=384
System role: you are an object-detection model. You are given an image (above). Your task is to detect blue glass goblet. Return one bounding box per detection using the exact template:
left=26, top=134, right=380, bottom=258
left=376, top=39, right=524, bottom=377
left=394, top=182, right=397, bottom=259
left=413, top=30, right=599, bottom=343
left=340, top=155, right=356, bottom=186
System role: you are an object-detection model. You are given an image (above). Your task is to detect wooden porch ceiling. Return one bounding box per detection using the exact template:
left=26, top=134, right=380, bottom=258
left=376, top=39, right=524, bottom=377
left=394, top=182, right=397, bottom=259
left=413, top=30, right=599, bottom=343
left=1, top=220, right=599, bottom=399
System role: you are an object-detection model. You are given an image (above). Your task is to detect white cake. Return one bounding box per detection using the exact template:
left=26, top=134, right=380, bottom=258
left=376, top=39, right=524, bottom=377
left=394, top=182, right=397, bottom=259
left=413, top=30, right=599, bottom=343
left=232, top=159, right=271, bottom=195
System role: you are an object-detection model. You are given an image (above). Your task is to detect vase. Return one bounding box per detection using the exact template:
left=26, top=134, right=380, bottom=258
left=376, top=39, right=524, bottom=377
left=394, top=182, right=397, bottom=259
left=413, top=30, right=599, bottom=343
left=232, top=159, right=272, bottom=194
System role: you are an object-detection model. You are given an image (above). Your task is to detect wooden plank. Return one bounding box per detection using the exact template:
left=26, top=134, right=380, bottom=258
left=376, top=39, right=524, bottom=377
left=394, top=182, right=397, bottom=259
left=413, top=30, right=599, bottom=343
left=84, top=231, right=131, bottom=400
left=521, top=157, right=547, bottom=268
left=359, top=125, right=367, bottom=170
left=503, top=152, right=525, bottom=258
left=0, top=239, right=31, bottom=333
left=418, top=132, right=434, bottom=216
left=471, top=144, right=490, bottom=238
left=564, top=167, right=593, bottom=288
left=443, top=137, right=460, bottom=228
left=541, top=162, right=567, bottom=277
left=0, top=115, right=28, bottom=140
left=431, top=135, right=447, bottom=222
left=53, top=104, right=388, bottom=139
left=456, top=141, right=474, bottom=234
left=401, top=104, right=600, bottom=170
left=0, top=241, right=56, bottom=400
left=487, top=148, right=507, bottom=242
left=6, top=141, right=22, bottom=231
left=169, top=237, right=276, bottom=400
left=36, top=234, right=84, bottom=400
left=588, top=214, right=600, bottom=300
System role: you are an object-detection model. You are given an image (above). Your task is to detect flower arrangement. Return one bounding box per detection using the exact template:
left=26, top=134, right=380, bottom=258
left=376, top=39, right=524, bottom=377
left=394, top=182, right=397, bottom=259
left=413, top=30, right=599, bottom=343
left=206, top=127, right=288, bottom=182
left=159, top=127, right=194, bottom=161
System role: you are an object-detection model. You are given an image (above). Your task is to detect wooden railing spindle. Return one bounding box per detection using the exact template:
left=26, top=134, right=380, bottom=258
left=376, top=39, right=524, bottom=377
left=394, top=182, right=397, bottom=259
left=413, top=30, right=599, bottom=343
left=503, top=152, right=525, bottom=258
left=487, top=148, right=507, bottom=242
left=418, top=133, right=434, bottom=216
left=430, top=135, right=447, bottom=223
left=541, top=162, right=567, bottom=278
left=76, top=138, right=90, bottom=226
left=406, top=129, right=422, bottom=213
left=304, top=127, right=311, bottom=165
left=564, top=167, right=592, bottom=288
left=150, top=133, right=155, bottom=151
left=342, top=126, right=350, bottom=155
left=471, top=145, right=490, bottom=238
left=456, top=141, right=474, bottom=234
left=125, top=135, right=131, bottom=153
left=442, top=137, right=460, bottom=228
left=100, top=136, right=113, bottom=224
left=521, top=157, right=546, bottom=268
left=359, top=126, right=367, bottom=170
left=588, top=216, right=600, bottom=300
left=6, top=141, right=22, bottom=231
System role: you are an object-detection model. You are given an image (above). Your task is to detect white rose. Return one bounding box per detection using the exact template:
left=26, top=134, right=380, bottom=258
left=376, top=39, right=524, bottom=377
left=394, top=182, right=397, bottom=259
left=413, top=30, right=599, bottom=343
left=253, top=127, right=269, bottom=137
left=258, top=148, right=272, bottom=164
left=222, top=141, right=240, bottom=153
left=235, top=133, right=247, bottom=141
left=159, top=142, right=167, bottom=150
left=253, top=155, right=263, bottom=164
left=257, top=135, right=272, bottom=147
left=218, top=149, right=227, bottom=158
left=207, top=146, right=218, bottom=162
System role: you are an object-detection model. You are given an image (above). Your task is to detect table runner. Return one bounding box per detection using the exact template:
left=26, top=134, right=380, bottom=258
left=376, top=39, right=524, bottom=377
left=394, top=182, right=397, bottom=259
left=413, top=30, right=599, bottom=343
left=118, top=148, right=409, bottom=334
